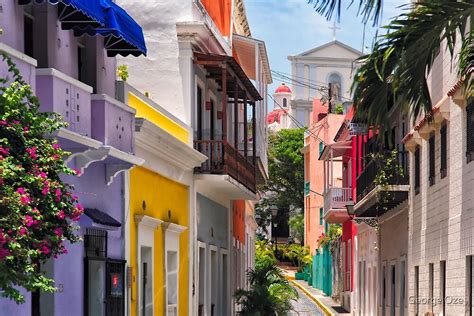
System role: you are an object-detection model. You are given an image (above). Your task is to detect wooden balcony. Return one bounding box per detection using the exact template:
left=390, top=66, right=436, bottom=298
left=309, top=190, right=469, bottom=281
left=194, top=140, right=256, bottom=193
left=324, top=187, right=352, bottom=223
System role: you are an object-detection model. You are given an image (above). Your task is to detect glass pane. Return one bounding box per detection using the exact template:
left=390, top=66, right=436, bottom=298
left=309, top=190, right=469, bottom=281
left=88, top=260, right=106, bottom=316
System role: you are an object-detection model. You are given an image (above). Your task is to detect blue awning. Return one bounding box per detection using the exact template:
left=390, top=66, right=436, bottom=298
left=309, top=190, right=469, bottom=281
left=18, top=0, right=106, bottom=28
left=18, top=0, right=147, bottom=57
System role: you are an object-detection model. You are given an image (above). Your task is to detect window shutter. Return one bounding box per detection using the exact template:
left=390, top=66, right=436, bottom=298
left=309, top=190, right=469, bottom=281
left=440, top=124, right=447, bottom=178
left=467, top=100, right=474, bottom=163
left=415, top=146, right=420, bottom=194
left=319, top=208, right=323, bottom=226
left=429, top=133, right=435, bottom=186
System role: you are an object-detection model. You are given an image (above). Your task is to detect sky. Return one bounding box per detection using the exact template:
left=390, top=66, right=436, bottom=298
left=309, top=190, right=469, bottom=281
left=245, top=0, right=409, bottom=94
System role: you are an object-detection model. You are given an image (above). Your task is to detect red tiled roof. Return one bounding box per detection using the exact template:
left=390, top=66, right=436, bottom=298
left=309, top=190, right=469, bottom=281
left=267, top=109, right=286, bottom=124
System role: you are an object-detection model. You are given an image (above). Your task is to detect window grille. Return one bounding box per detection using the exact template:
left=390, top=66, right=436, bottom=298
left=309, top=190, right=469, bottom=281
left=429, top=133, right=435, bottom=186
left=467, top=100, right=474, bottom=163
left=440, top=124, right=447, bottom=178
left=84, top=228, right=107, bottom=258
left=415, top=146, right=421, bottom=195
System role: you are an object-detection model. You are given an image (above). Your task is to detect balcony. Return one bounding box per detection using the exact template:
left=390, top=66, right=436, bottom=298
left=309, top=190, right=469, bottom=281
left=0, top=43, right=37, bottom=91
left=91, top=94, right=135, bottom=153
left=354, top=151, right=409, bottom=217
left=324, top=187, right=352, bottom=223
left=36, top=68, right=93, bottom=137
left=194, top=140, right=256, bottom=194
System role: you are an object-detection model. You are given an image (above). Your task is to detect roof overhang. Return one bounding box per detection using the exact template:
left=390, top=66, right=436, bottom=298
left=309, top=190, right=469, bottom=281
left=232, top=34, right=272, bottom=84
left=193, top=52, right=262, bottom=102
left=319, top=140, right=352, bottom=160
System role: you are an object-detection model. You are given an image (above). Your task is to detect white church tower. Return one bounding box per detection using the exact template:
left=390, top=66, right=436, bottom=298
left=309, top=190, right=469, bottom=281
left=287, top=40, right=361, bottom=127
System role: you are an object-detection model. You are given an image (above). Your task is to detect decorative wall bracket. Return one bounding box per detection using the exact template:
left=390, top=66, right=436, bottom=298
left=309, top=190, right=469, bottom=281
left=353, top=217, right=378, bottom=228
left=106, top=163, right=133, bottom=186
left=73, top=147, right=110, bottom=176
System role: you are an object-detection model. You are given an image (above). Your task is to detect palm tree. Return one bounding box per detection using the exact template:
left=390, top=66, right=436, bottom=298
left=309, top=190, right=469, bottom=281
left=234, top=261, right=298, bottom=315
left=308, top=0, right=473, bottom=129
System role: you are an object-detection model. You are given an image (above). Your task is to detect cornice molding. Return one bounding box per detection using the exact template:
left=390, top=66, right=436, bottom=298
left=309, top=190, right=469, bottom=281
left=135, top=119, right=207, bottom=171
left=135, top=215, right=163, bottom=229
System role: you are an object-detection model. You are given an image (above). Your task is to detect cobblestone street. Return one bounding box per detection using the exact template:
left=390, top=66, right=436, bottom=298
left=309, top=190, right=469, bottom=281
left=290, top=285, right=326, bottom=316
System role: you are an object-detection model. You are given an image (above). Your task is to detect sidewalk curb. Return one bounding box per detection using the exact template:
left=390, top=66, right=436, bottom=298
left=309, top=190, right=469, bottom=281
left=286, top=277, right=334, bottom=316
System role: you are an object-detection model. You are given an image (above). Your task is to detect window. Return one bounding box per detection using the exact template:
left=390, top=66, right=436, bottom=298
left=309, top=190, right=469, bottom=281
left=196, top=86, right=203, bottom=141
left=319, top=208, right=323, bottom=226
left=77, top=45, right=86, bottom=83
left=466, top=99, right=474, bottom=163
left=400, top=261, right=406, bottom=316
left=467, top=256, right=473, bottom=316
left=429, top=263, right=434, bottom=313
left=346, top=240, right=352, bottom=292
left=283, top=98, right=287, bottom=107
left=440, top=261, right=446, bottom=316
left=415, top=266, right=419, bottom=316
left=429, top=133, right=435, bottom=186
left=23, top=15, right=34, bottom=58
left=319, top=142, right=324, bottom=155
left=440, top=124, right=447, bottom=178
left=415, top=146, right=421, bottom=195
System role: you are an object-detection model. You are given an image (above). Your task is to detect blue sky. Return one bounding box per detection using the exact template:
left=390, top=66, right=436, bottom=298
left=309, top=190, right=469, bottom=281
left=245, top=0, right=409, bottom=94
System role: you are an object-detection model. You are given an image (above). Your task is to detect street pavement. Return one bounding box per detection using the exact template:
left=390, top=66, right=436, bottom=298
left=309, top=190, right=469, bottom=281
left=290, top=285, right=326, bottom=316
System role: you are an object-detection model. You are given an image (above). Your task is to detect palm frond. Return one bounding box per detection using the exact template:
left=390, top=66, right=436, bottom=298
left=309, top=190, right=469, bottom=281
left=307, top=0, right=384, bottom=26
left=352, top=1, right=474, bottom=131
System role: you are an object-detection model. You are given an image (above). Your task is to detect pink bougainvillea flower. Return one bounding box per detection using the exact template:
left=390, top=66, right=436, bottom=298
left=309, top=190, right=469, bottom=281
left=24, top=215, right=34, bottom=227
left=40, top=245, right=50, bottom=255
left=0, top=120, right=8, bottom=126
left=18, top=227, right=27, bottom=236
left=26, top=147, right=38, bottom=160
left=0, top=247, right=10, bottom=260
left=17, top=187, right=26, bottom=195
left=0, top=147, right=9, bottom=156
left=53, top=228, right=63, bottom=237
left=42, top=186, right=50, bottom=196
left=72, top=168, right=81, bottom=176
left=20, top=195, right=31, bottom=205
left=12, top=120, right=20, bottom=125
left=23, top=126, right=29, bottom=134
left=55, top=189, right=61, bottom=200
left=39, top=172, right=47, bottom=179
left=52, top=154, right=60, bottom=160
left=52, top=143, right=60, bottom=150
left=57, top=210, right=65, bottom=219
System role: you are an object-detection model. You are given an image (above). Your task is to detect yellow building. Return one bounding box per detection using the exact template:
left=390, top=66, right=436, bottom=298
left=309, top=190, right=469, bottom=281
left=117, top=82, right=206, bottom=316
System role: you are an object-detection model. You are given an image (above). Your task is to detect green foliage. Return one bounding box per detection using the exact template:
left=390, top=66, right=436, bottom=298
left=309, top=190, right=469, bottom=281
left=370, top=149, right=404, bottom=216
left=255, top=240, right=277, bottom=268
left=352, top=1, right=473, bottom=130
left=283, top=244, right=312, bottom=272
left=117, top=64, right=129, bottom=81
left=334, top=103, right=344, bottom=114
left=318, top=224, right=342, bottom=253
left=234, top=261, right=298, bottom=315
left=288, top=213, right=304, bottom=244
left=0, top=53, right=83, bottom=303
left=307, top=0, right=384, bottom=26
left=257, top=128, right=305, bottom=218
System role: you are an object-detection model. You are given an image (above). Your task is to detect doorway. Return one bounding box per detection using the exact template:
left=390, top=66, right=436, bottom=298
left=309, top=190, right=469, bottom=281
left=140, top=246, right=153, bottom=316
left=390, top=265, right=396, bottom=316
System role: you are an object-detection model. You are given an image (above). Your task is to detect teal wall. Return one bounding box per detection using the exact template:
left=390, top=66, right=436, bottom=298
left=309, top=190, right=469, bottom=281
left=312, top=246, right=332, bottom=296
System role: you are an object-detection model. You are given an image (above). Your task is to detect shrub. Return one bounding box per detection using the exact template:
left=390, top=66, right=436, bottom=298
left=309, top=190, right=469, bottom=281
left=0, top=54, right=83, bottom=303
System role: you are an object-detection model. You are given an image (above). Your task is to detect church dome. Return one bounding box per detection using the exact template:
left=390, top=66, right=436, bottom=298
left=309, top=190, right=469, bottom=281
left=275, top=83, right=292, bottom=94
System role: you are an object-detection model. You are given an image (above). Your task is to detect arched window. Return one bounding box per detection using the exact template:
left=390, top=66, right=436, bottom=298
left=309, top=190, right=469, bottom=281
left=328, top=73, right=342, bottom=101
left=283, top=98, right=287, bottom=107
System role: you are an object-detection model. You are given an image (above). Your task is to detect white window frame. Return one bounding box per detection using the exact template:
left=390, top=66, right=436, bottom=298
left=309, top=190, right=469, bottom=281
left=208, top=245, right=218, bottom=316
left=163, top=222, right=186, bottom=316
left=197, top=242, right=207, bottom=315
left=135, top=215, right=163, bottom=316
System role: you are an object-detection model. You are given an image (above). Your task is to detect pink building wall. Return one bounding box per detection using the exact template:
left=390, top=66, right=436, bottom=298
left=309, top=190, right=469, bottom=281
left=305, top=99, right=345, bottom=255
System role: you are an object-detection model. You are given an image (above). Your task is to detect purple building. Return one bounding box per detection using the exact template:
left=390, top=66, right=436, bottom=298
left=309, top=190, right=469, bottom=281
left=0, top=1, right=146, bottom=315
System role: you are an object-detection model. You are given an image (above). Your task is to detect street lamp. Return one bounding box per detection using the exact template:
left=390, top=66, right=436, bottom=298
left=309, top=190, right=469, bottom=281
left=346, top=200, right=356, bottom=218
left=269, top=205, right=278, bottom=217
